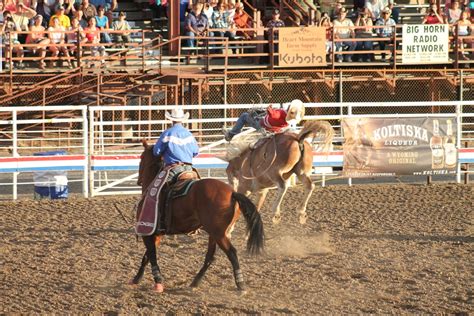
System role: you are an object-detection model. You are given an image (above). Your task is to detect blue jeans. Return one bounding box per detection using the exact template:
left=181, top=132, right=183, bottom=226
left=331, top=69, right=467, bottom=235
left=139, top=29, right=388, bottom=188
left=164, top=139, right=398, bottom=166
left=228, top=112, right=261, bottom=136
left=335, top=40, right=356, bottom=61
left=185, top=31, right=196, bottom=48
left=356, top=35, right=374, bottom=61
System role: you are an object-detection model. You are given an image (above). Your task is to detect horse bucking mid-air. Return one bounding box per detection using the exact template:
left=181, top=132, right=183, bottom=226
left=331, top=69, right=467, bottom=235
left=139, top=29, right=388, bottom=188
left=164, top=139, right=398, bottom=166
left=226, top=120, right=334, bottom=225
left=130, top=140, right=264, bottom=293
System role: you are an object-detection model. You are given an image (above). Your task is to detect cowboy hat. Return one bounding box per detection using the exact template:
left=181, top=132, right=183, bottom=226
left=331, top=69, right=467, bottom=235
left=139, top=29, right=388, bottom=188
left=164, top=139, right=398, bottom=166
left=285, top=99, right=305, bottom=124
left=165, top=107, right=190, bottom=122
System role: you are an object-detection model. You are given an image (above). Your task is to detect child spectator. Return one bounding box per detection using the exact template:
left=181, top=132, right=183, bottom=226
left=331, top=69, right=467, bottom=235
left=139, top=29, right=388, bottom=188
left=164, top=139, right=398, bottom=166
left=84, top=16, right=106, bottom=66
left=48, top=16, right=72, bottom=68
left=1, top=10, right=25, bottom=69
left=26, top=15, right=50, bottom=69
left=67, top=16, right=86, bottom=67
left=95, top=5, right=111, bottom=43
left=375, top=6, right=396, bottom=62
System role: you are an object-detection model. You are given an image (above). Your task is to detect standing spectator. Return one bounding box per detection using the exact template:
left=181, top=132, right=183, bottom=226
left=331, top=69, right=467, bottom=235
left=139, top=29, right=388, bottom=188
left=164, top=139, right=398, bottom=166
left=318, top=13, right=333, bottom=61
left=12, top=3, right=37, bottom=44
left=81, top=0, right=97, bottom=23
left=95, top=5, right=111, bottom=43
left=26, top=14, right=50, bottom=69
left=456, top=10, right=472, bottom=59
left=354, top=8, right=374, bottom=62
left=366, top=0, right=385, bottom=22
left=49, top=5, right=70, bottom=28
left=375, top=6, right=396, bottom=62
left=333, top=7, right=356, bottom=62
left=112, top=11, right=132, bottom=65
left=184, top=2, right=208, bottom=48
left=447, top=1, right=463, bottom=24
left=48, top=16, right=72, bottom=68
left=422, top=4, right=446, bottom=24
left=67, top=15, right=86, bottom=67
left=1, top=10, right=25, bottom=69
left=84, top=16, right=106, bottom=65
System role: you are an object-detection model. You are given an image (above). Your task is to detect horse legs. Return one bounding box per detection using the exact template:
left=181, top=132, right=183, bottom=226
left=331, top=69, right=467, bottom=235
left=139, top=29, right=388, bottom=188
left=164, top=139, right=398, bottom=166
left=143, top=235, right=164, bottom=292
left=271, top=178, right=289, bottom=225
left=190, top=236, right=217, bottom=288
left=131, top=235, right=162, bottom=285
left=216, top=236, right=245, bottom=292
left=296, top=174, right=315, bottom=224
left=255, top=188, right=269, bottom=212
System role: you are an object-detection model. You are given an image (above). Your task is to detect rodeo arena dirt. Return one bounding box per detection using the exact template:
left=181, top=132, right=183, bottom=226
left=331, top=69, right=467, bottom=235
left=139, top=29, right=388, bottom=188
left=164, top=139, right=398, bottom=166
left=0, top=183, right=472, bottom=314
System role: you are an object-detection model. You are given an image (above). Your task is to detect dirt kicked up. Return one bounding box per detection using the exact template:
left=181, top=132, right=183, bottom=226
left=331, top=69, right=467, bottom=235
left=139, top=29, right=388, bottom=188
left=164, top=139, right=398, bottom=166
left=1, top=183, right=473, bottom=314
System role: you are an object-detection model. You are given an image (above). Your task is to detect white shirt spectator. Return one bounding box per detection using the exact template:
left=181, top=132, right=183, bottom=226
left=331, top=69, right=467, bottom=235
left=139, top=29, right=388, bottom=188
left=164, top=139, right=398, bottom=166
left=366, top=0, right=385, bottom=20
left=333, top=18, right=354, bottom=39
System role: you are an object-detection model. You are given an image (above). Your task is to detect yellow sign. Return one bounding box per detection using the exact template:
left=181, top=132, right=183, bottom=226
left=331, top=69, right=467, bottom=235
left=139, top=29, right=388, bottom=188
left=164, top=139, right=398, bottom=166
left=278, top=27, right=327, bottom=67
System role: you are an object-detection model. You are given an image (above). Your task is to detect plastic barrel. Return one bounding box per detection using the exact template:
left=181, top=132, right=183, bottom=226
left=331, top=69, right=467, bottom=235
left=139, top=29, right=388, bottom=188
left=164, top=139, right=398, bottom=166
left=33, top=150, right=69, bottom=199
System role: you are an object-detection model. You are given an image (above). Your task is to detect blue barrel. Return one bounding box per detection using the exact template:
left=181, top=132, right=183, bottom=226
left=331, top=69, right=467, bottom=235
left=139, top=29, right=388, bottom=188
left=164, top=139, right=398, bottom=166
left=33, top=150, right=69, bottom=199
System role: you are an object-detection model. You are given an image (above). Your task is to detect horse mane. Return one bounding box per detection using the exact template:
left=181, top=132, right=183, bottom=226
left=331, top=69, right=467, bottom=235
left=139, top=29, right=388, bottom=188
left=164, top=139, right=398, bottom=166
left=297, top=120, right=334, bottom=152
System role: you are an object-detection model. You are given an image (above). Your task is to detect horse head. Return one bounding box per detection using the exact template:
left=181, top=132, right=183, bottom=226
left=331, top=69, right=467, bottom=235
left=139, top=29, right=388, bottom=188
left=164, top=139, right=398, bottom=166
left=137, top=139, right=163, bottom=192
left=285, top=99, right=305, bottom=126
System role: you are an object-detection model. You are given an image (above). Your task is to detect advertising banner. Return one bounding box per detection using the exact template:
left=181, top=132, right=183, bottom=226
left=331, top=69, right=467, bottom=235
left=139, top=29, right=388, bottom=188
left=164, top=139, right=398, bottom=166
left=342, top=117, right=457, bottom=177
left=402, top=24, right=449, bottom=64
left=278, top=27, right=326, bottom=67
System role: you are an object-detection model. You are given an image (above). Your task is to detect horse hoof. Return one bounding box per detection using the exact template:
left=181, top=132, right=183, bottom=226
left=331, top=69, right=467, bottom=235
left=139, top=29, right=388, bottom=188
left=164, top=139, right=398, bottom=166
left=153, top=283, right=164, bottom=293
left=272, top=215, right=281, bottom=225
left=128, top=278, right=139, bottom=286
left=299, top=213, right=308, bottom=225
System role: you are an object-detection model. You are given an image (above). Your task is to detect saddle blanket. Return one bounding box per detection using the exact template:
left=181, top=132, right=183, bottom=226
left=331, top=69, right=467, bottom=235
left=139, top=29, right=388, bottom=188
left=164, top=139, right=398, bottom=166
left=135, top=167, right=171, bottom=236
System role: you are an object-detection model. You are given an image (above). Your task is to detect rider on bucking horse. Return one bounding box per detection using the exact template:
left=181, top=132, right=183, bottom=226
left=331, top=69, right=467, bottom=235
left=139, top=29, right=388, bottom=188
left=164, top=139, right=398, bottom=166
left=223, top=99, right=305, bottom=141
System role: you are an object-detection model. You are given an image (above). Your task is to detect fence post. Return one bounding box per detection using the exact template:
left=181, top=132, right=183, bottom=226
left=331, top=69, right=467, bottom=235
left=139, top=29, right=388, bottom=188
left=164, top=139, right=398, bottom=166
left=12, top=110, right=18, bottom=200
left=455, top=90, right=462, bottom=184
left=141, top=31, right=145, bottom=73
left=82, top=106, right=89, bottom=198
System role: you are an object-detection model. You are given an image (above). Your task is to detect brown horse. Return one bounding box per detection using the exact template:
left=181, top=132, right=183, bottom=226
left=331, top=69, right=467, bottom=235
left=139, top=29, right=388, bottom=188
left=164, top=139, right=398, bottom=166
left=226, top=121, right=334, bottom=225
left=131, top=141, right=264, bottom=293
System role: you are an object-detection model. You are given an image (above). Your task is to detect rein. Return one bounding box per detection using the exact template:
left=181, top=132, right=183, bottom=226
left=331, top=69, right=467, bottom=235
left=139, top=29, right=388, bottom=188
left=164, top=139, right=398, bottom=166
left=240, top=136, right=278, bottom=180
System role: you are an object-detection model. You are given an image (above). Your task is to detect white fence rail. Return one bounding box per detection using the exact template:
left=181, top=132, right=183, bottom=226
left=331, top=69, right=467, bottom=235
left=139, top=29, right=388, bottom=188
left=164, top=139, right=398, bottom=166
left=0, top=102, right=473, bottom=199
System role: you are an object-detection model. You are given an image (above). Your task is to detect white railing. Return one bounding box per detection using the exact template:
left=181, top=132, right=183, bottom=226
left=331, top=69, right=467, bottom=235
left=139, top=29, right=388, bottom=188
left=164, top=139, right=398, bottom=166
left=0, top=102, right=473, bottom=199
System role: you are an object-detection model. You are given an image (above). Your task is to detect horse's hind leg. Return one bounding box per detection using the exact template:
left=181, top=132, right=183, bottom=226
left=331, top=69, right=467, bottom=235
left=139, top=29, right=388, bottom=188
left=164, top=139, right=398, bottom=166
left=255, top=188, right=269, bottom=212
left=143, top=235, right=164, bottom=292
left=296, top=174, right=315, bottom=224
left=190, top=236, right=217, bottom=288
left=216, top=236, right=245, bottom=292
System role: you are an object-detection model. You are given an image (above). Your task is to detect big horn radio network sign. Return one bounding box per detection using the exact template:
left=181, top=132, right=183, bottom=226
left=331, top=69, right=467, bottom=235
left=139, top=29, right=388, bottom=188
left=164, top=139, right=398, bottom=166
left=342, top=117, right=457, bottom=177
left=278, top=27, right=326, bottom=67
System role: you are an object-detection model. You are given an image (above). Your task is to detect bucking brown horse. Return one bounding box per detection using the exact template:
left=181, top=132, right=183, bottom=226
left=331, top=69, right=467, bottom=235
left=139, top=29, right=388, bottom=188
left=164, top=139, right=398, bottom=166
left=131, top=140, right=264, bottom=293
left=226, top=121, right=334, bottom=225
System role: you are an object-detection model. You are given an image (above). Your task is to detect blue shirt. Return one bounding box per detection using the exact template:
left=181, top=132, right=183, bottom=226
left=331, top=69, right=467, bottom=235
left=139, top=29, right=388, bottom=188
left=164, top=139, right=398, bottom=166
left=95, top=15, right=108, bottom=28
left=153, top=123, right=199, bottom=165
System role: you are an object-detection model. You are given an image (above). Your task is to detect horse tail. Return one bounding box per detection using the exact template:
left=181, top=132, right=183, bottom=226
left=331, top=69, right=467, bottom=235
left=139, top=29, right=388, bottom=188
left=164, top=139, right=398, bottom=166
left=232, top=192, right=265, bottom=256
left=297, top=120, right=335, bottom=153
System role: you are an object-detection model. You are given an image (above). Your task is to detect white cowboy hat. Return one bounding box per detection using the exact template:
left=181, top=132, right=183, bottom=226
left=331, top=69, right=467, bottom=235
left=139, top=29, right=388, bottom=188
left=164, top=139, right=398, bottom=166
left=165, top=107, right=190, bottom=122
left=285, top=99, right=305, bottom=123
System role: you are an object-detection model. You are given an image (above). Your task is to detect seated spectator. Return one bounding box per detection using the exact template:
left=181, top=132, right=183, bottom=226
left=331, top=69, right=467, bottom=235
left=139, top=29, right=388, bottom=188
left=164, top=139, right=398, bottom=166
left=233, top=1, right=252, bottom=39
left=184, top=2, right=208, bottom=48
left=67, top=16, right=86, bottom=67
left=0, top=1, right=5, bottom=24
left=203, top=0, right=217, bottom=22
left=1, top=10, right=25, bottom=69
left=210, top=1, right=235, bottom=52
left=333, top=7, right=356, bottom=62
left=456, top=10, right=473, bottom=59
left=95, top=5, right=112, bottom=44
left=422, top=4, right=446, bottom=24
left=49, top=5, right=71, bottom=28
left=331, top=0, right=345, bottom=21
left=84, top=16, right=106, bottom=66
left=354, top=8, right=374, bottom=62
left=265, top=9, right=285, bottom=56
left=32, top=0, right=54, bottom=26
left=112, top=11, right=132, bottom=65
left=387, top=0, right=399, bottom=23
left=366, top=0, right=385, bottom=22
left=81, top=0, right=97, bottom=23
left=375, top=6, right=396, bottom=62
left=26, top=15, right=50, bottom=69
left=447, top=1, right=463, bottom=24
left=318, top=13, right=333, bottom=61
left=48, top=16, right=72, bottom=68
left=74, top=9, right=88, bottom=28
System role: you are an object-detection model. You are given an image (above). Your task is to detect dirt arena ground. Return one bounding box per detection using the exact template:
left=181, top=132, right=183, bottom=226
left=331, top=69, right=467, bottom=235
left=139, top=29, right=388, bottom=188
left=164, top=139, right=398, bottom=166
left=1, top=183, right=473, bottom=314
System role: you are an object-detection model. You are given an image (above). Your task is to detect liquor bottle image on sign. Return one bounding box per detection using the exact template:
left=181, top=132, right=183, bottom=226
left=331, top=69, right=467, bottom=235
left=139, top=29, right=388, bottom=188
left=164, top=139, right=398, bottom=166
left=430, top=119, right=444, bottom=169
left=444, top=119, right=457, bottom=168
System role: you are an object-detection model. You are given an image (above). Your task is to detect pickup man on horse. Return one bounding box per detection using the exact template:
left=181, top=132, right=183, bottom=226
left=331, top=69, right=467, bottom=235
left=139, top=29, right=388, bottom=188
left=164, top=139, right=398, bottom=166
left=223, top=99, right=305, bottom=141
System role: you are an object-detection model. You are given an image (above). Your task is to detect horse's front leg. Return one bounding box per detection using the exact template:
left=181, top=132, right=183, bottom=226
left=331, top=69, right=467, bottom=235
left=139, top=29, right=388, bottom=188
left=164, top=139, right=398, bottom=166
left=255, top=188, right=269, bottom=212
left=143, top=235, right=164, bottom=293
left=271, top=178, right=289, bottom=225
left=296, top=174, right=315, bottom=224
